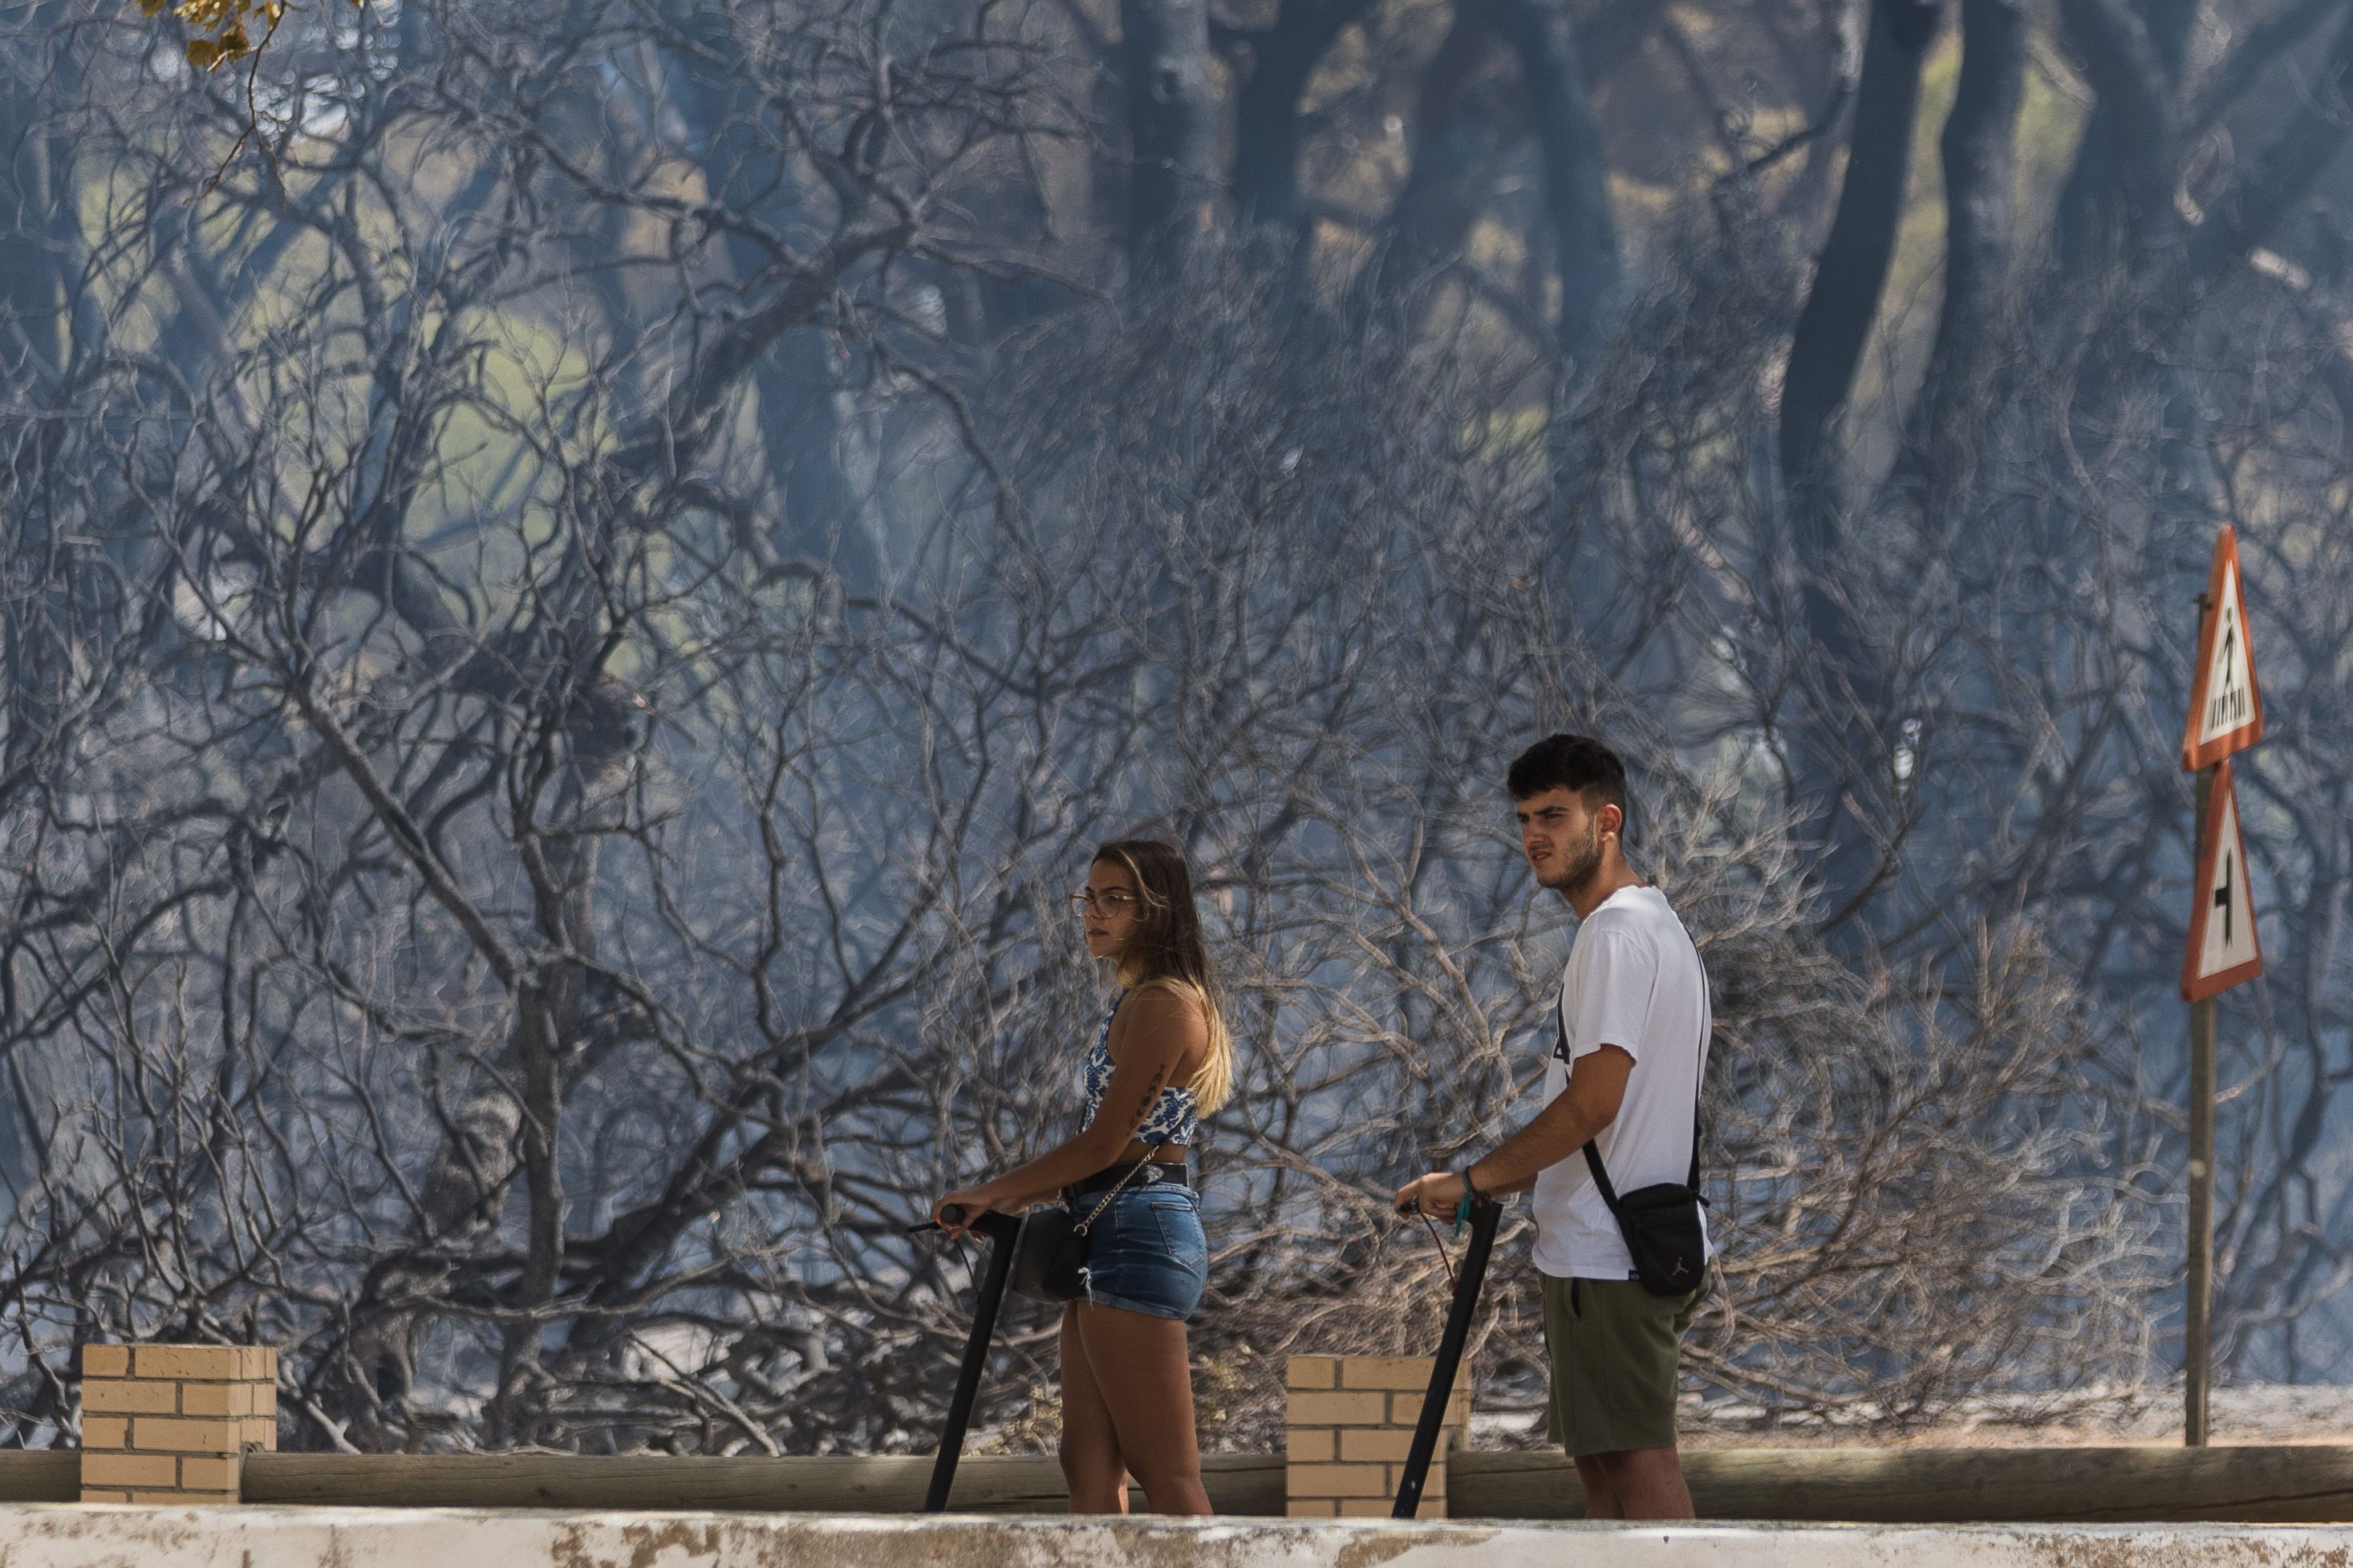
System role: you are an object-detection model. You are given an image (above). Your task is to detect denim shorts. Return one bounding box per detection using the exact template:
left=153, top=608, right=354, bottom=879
left=1074, top=1184, right=1207, bottom=1322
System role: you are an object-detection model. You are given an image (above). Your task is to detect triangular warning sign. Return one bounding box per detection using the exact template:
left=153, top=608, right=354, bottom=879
left=2181, top=758, right=2262, bottom=1002
left=2181, top=526, right=2262, bottom=771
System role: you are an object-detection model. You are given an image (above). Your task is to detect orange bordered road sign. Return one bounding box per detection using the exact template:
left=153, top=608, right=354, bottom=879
left=2181, top=757, right=2262, bottom=1002
left=2181, top=525, right=2262, bottom=772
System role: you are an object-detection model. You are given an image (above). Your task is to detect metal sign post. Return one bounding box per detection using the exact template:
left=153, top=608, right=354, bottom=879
left=2175, top=525, right=2267, bottom=1449
left=2185, top=760, right=2216, bottom=1448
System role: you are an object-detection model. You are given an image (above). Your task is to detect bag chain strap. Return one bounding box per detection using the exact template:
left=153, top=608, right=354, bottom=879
left=1072, top=1157, right=1157, bottom=1237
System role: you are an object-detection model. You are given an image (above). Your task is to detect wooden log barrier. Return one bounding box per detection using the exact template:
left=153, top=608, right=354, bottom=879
left=14, top=1443, right=2353, bottom=1519
left=0, top=1453, right=77, bottom=1503
left=237, top=1452, right=1287, bottom=1515
left=1450, top=1447, right=2353, bottom=1524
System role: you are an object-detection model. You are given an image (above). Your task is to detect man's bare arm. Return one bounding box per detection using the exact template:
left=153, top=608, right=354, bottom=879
left=1470, top=1045, right=1632, bottom=1191
left=1395, top=1046, right=1634, bottom=1215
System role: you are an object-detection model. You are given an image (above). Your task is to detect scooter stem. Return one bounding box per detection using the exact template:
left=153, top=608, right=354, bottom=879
left=918, top=1206, right=1024, bottom=1513
left=1392, top=1199, right=1501, bottom=1518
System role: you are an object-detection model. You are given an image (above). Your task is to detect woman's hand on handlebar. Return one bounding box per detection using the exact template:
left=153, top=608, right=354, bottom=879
left=933, top=1183, right=1008, bottom=1238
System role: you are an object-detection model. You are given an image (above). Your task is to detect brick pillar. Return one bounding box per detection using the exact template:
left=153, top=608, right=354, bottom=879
left=1284, top=1354, right=1470, bottom=1518
left=79, top=1344, right=279, bottom=1505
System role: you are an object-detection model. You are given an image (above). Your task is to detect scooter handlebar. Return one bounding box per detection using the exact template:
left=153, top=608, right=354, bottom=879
left=905, top=1203, right=966, bottom=1235
left=1394, top=1193, right=1505, bottom=1218
left=907, top=1205, right=1023, bottom=1242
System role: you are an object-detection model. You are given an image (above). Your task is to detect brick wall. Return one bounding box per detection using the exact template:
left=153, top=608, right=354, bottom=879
left=79, top=1343, right=279, bottom=1504
left=1285, top=1355, right=1470, bottom=1518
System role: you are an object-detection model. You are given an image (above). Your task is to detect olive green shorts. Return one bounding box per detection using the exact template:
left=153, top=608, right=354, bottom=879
left=1540, top=1271, right=1706, bottom=1457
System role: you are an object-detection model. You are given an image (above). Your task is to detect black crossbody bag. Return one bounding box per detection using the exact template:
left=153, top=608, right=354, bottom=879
left=1560, top=1008, right=1710, bottom=1299
left=1006, top=1209, right=1082, bottom=1304
left=1005, top=1160, right=1155, bottom=1305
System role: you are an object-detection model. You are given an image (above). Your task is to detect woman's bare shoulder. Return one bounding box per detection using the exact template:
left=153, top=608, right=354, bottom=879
left=1110, top=982, right=1211, bottom=1051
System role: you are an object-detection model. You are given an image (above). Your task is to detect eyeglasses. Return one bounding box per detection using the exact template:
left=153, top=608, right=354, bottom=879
left=1068, top=889, right=1141, bottom=917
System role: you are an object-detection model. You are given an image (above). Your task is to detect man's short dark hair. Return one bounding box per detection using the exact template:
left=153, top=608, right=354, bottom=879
left=1507, top=734, right=1629, bottom=821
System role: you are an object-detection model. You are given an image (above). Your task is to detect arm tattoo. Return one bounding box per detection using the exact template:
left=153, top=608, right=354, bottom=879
left=1127, top=1064, right=1169, bottom=1132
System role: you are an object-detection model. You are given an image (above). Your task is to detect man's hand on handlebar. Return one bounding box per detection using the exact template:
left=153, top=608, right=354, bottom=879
left=1394, top=1171, right=1467, bottom=1218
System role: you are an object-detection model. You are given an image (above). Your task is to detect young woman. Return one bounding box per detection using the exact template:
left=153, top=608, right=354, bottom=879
left=933, top=838, right=1234, bottom=1516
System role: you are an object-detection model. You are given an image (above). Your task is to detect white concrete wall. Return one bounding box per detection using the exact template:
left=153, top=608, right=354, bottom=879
left=4, top=1507, right=2353, bottom=1568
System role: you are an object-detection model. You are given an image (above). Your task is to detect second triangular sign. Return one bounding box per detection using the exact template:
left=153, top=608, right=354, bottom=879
left=2181, top=525, right=2263, bottom=771
left=2182, top=758, right=2262, bottom=1002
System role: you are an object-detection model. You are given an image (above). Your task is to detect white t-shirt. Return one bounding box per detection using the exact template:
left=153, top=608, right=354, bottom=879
left=1529, top=885, right=1712, bottom=1281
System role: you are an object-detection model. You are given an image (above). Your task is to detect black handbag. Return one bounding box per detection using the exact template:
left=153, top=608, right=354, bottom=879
left=1560, top=1009, right=1710, bottom=1299
left=1005, top=1161, right=1150, bottom=1305
left=1008, top=1209, right=1082, bottom=1303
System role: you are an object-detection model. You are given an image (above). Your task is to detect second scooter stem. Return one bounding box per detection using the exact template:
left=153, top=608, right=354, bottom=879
left=1392, top=1199, right=1501, bottom=1519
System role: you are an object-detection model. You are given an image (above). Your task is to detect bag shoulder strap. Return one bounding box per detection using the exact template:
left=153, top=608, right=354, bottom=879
left=1689, top=947, right=1709, bottom=1191
left=1580, top=1141, right=1625, bottom=1213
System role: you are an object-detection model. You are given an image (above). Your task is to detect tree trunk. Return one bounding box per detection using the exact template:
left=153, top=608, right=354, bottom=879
left=1122, top=0, right=1219, bottom=286
left=1490, top=0, right=1621, bottom=372
left=1353, top=0, right=1506, bottom=319
left=0, top=134, right=67, bottom=388
left=1231, top=0, right=1374, bottom=241
left=2051, top=0, right=2183, bottom=275
left=1779, top=0, right=1940, bottom=514
left=0, top=0, right=106, bottom=1213
left=1775, top=0, right=1938, bottom=935
left=489, top=982, right=566, bottom=1446
left=1579, top=0, right=1665, bottom=87
left=754, top=339, right=882, bottom=594
left=1908, top=0, right=2026, bottom=498
left=664, top=3, right=883, bottom=592
left=2051, top=0, right=2194, bottom=270
left=0, top=0, right=78, bottom=394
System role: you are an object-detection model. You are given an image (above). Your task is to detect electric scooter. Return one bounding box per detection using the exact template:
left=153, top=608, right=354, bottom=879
left=1392, top=1198, right=1501, bottom=1519
left=905, top=1205, right=1024, bottom=1512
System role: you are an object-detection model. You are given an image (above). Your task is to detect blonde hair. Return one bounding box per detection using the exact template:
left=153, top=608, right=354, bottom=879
left=1095, top=839, right=1236, bottom=1115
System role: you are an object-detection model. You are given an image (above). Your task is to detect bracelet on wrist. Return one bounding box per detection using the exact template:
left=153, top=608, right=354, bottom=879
left=1458, top=1169, right=1487, bottom=1205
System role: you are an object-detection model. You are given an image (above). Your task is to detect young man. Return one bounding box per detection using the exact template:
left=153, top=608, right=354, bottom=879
left=1396, top=734, right=1711, bottom=1521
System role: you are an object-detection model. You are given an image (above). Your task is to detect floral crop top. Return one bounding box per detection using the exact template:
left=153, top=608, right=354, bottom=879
left=1079, top=994, right=1199, bottom=1149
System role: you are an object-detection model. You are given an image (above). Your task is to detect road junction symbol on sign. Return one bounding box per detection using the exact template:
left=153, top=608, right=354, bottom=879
left=2181, top=757, right=2262, bottom=1003
left=2181, top=525, right=2263, bottom=772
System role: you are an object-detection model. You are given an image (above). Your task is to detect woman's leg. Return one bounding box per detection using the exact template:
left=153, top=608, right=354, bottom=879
left=1070, top=1301, right=1212, bottom=1516
left=1057, top=1302, right=1130, bottom=1513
